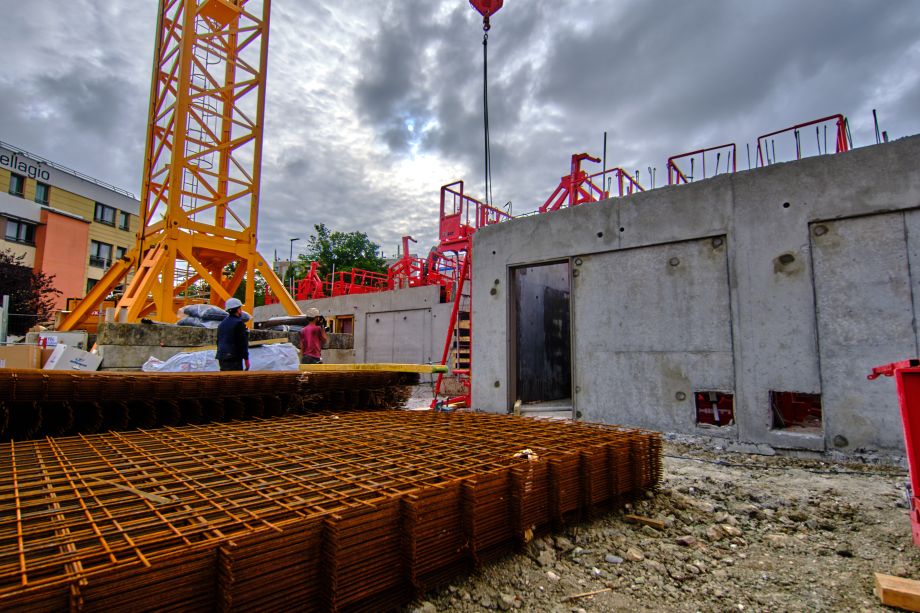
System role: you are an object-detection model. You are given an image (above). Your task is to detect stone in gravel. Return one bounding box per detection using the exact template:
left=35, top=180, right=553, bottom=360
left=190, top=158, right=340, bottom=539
left=498, top=593, right=515, bottom=611
left=706, top=525, right=724, bottom=541
left=721, top=525, right=742, bottom=537
left=554, top=536, right=575, bottom=552
left=461, top=590, right=472, bottom=601
left=684, top=562, right=701, bottom=575
left=764, top=534, right=788, bottom=547
left=605, top=554, right=624, bottom=564
left=481, top=594, right=493, bottom=609
left=572, top=546, right=585, bottom=556
left=591, top=567, right=604, bottom=578
left=546, top=570, right=560, bottom=582
left=676, top=535, right=698, bottom=547
left=537, top=549, right=556, bottom=567
left=645, top=559, right=667, bottom=575
left=641, top=525, right=660, bottom=537
left=625, top=547, right=645, bottom=562
left=412, top=602, right=437, bottom=613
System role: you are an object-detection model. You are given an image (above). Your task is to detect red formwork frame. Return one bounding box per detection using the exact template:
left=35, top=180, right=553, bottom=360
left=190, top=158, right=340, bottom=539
left=667, top=143, right=737, bottom=185
left=869, top=359, right=920, bottom=546
left=757, top=114, right=849, bottom=167
left=431, top=181, right=511, bottom=408
left=539, top=153, right=643, bottom=213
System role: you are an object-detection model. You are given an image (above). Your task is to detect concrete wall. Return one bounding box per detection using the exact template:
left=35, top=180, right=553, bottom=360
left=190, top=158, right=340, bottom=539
left=255, top=285, right=453, bottom=380
left=473, top=135, right=920, bottom=454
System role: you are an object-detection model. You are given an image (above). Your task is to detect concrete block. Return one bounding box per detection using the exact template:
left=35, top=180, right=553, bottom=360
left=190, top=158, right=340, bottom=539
left=97, top=345, right=192, bottom=369
left=96, top=323, right=288, bottom=347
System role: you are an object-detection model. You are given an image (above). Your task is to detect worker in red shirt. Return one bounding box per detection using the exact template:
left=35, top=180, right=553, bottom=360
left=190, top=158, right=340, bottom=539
left=300, top=307, right=327, bottom=364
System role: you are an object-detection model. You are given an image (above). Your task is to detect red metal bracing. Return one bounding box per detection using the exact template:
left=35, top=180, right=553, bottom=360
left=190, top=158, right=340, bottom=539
left=326, top=268, right=390, bottom=296
left=667, top=143, right=737, bottom=185
left=540, top=153, right=644, bottom=213
left=757, top=114, right=849, bottom=167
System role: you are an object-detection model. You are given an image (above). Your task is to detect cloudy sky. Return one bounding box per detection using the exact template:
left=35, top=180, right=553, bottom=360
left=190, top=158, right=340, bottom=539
left=0, top=0, right=918, bottom=261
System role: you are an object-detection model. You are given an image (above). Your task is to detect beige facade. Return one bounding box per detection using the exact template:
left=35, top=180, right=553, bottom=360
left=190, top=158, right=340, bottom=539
left=0, top=141, right=141, bottom=299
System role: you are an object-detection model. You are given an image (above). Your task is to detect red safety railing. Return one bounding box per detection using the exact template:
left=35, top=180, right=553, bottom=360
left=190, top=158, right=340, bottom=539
left=440, top=180, right=511, bottom=247
left=326, top=268, right=390, bottom=297
left=667, top=143, right=737, bottom=185
left=757, top=114, right=849, bottom=167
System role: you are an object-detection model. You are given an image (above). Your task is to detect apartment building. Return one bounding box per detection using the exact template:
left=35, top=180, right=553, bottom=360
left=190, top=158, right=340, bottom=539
left=0, top=141, right=140, bottom=310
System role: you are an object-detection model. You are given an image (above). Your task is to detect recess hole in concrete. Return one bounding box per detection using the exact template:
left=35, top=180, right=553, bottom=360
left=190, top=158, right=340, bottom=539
left=597, top=231, right=604, bottom=238
left=770, top=391, right=822, bottom=431
left=783, top=202, right=791, bottom=208
left=695, top=391, right=734, bottom=427
left=778, top=253, right=796, bottom=265
left=619, top=227, right=625, bottom=232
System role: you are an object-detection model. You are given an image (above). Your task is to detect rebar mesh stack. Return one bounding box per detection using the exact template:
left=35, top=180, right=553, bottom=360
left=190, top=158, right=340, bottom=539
left=0, top=410, right=661, bottom=612
left=0, top=369, right=418, bottom=441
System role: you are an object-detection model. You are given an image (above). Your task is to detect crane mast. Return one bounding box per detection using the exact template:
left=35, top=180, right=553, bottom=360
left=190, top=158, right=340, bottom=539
left=59, top=0, right=301, bottom=330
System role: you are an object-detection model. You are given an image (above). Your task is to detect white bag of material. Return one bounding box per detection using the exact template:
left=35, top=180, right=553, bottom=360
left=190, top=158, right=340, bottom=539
left=141, top=342, right=300, bottom=372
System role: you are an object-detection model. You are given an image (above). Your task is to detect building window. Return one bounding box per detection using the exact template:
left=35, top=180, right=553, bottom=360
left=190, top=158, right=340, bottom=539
left=119, top=211, right=130, bottom=230
left=89, top=240, right=113, bottom=268
left=86, top=278, right=98, bottom=293
left=8, top=173, right=24, bottom=197
left=4, top=218, right=36, bottom=245
left=35, top=182, right=50, bottom=205
left=94, top=202, right=116, bottom=226
left=115, top=246, right=127, bottom=260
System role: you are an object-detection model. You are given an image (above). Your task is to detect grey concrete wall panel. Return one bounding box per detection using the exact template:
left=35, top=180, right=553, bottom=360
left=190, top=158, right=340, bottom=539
left=812, top=213, right=917, bottom=451
left=572, top=238, right=733, bottom=431
left=472, top=135, right=920, bottom=454
left=255, top=285, right=450, bottom=377
left=365, top=309, right=432, bottom=365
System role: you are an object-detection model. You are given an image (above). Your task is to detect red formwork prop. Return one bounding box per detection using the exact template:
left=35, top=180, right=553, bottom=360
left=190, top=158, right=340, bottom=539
left=869, top=359, right=920, bottom=546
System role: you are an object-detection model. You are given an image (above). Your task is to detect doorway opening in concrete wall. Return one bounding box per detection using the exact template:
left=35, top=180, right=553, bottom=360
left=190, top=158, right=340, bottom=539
left=511, top=261, right=572, bottom=415
left=771, top=391, right=822, bottom=432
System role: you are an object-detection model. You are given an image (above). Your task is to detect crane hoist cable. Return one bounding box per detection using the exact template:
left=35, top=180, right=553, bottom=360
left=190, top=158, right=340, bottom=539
left=470, top=1, right=503, bottom=207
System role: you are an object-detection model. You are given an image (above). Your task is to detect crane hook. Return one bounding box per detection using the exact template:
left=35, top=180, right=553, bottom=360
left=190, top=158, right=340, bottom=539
left=469, top=0, right=504, bottom=31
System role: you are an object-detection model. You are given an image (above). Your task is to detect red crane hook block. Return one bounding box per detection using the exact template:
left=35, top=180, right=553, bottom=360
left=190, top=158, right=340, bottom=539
left=470, top=0, right=503, bottom=30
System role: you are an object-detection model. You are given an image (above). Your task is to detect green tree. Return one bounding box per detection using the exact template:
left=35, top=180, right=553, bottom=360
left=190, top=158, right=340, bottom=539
left=303, top=224, right=386, bottom=277
left=223, top=262, right=268, bottom=307
left=0, top=249, right=62, bottom=335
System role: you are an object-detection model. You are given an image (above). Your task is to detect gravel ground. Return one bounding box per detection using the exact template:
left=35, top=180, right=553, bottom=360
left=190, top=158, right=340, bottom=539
left=403, top=439, right=919, bottom=613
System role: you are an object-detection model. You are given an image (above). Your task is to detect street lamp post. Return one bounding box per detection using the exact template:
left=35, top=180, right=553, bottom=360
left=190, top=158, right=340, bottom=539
left=289, top=238, right=300, bottom=295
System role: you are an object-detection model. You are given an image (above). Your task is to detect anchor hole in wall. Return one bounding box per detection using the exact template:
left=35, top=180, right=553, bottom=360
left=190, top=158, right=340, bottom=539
left=770, top=391, right=822, bottom=432
left=619, top=227, right=625, bottom=232
left=778, top=253, right=796, bottom=265
left=695, top=391, right=734, bottom=427
left=597, top=231, right=604, bottom=238
left=783, top=202, right=791, bottom=209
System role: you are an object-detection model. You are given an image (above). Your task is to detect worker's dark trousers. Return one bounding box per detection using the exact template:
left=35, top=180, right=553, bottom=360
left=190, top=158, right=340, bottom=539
left=219, top=358, right=244, bottom=371
left=301, top=355, right=322, bottom=364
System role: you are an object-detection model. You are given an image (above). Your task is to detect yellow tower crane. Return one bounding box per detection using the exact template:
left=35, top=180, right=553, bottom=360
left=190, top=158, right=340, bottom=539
left=59, top=0, right=301, bottom=330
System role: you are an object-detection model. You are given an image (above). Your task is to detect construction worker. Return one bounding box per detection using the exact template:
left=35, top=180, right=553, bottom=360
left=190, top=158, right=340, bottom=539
left=300, top=307, right=327, bottom=364
left=216, top=298, right=250, bottom=371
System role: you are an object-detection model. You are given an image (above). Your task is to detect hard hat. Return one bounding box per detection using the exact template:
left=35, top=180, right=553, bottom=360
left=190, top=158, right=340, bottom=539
left=306, top=307, right=320, bottom=318
left=226, top=298, right=243, bottom=310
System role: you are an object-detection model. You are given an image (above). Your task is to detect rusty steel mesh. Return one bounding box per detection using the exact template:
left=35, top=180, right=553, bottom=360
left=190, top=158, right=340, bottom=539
left=0, top=410, right=661, bottom=612
left=0, top=369, right=419, bottom=441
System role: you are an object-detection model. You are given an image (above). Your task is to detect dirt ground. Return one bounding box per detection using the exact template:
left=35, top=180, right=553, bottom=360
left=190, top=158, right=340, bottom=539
left=404, top=437, right=920, bottom=613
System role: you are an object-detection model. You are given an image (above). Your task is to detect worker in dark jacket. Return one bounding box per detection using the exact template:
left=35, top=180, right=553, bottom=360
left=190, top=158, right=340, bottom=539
left=216, top=298, right=250, bottom=371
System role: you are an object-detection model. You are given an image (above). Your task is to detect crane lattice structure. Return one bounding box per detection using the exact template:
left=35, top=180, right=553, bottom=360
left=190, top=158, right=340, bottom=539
left=60, top=0, right=301, bottom=331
